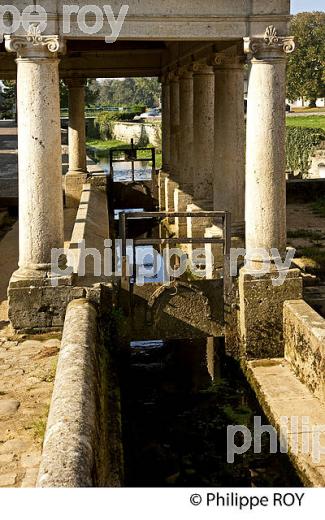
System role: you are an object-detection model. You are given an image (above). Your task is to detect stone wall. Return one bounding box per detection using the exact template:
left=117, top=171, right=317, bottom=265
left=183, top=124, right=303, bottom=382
left=284, top=299, right=325, bottom=401
left=37, top=299, right=124, bottom=487
left=309, top=148, right=325, bottom=179
left=112, top=122, right=162, bottom=149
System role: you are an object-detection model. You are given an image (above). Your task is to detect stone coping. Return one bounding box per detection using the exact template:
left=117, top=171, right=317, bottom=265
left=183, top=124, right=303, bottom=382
left=67, top=182, right=110, bottom=283
left=37, top=299, right=100, bottom=487
left=246, top=358, right=325, bottom=487
left=284, top=299, right=325, bottom=401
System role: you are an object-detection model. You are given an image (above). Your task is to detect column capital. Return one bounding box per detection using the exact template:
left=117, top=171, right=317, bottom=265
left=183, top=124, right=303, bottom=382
left=244, top=26, right=295, bottom=61
left=64, top=78, right=87, bottom=88
left=169, top=70, right=179, bottom=82
left=190, top=61, right=213, bottom=75
left=160, top=72, right=170, bottom=85
left=209, top=53, right=245, bottom=70
left=178, top=65, right=193, bottom=80
left=5, top=24, right=66, bottom=59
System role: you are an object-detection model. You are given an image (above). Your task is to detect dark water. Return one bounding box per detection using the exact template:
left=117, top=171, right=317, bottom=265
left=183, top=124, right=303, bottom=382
left=119, top=338, right=302, bottom=487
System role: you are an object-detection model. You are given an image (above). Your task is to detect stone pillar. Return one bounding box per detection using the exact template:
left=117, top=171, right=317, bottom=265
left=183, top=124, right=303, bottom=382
left=169, top=70, right=180, bottom=177
left=178, top=67, right=193, bottom=191
left=4, top=33, right=79, bottom=331
left=213, top=54, right=245, bottom=232
left=166, top=71, right=180, bottom=212
left=65, top=78, right=88, bottom=208
left=161, top=74, right=171, bottom=172
left=187, top=63, right=214, bottom=246
left=5, top=34, right=65, bottom=280
left=191, top=62, right=214, bottom=208
left=244, top=28, right=295, bottom=264
left=159, top=74, right=171, bottom=210
left=204, top=54, right=246, bottom=274
left=174, top=66, right=194, bottom=235
left=238, top=27, right=302, bottom=360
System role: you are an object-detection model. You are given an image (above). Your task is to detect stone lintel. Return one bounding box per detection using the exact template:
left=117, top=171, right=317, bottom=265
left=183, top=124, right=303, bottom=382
left=64, top=77, right=87, bottom=88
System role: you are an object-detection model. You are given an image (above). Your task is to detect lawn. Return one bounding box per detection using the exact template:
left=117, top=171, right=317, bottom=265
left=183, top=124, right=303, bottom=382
left=86, top=138, right=162, bottom=168
left=286, top=115, right=325, bottom=131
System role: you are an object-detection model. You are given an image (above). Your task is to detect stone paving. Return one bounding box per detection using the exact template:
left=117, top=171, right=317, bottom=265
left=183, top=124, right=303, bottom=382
left=0, top=326, right=60, bottom=488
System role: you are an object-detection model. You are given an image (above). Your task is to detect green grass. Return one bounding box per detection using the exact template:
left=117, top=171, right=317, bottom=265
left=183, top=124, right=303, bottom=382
left=286, top=115, right=325, bottom=131
left=86, top=138, right=162, bottom=169
left=287, top=229, right=325, bottom=241
left=86, top=138, right=126, bottom=150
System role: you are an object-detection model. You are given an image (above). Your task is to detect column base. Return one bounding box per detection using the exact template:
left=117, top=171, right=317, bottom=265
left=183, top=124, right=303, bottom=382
left=165, top=177, right=179, bottom=212
left=186, top=201, right=213, bottom=237
left=7, top=267, right=82, bottom=331
left=158, top=171, right=169, bottom=210
left=65, top=171, right=88, bottom=208
left=238, top=267, right=303, bottom=360
left=174, top=184, right=193, bottom=237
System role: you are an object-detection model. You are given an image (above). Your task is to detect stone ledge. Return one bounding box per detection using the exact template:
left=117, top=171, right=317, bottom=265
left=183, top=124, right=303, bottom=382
left=37, top=298, right=123, bottom=487
left=246, top=358, right=325, bottom=487
left=284, top=299, right=325, bottom=401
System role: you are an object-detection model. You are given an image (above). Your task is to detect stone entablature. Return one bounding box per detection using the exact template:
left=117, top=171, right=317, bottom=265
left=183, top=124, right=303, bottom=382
left=1, top=1, right=290, bottom=41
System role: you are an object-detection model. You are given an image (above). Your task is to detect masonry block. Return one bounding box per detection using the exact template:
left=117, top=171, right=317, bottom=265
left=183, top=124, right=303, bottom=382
left=239, top=268, right=302, bottom=359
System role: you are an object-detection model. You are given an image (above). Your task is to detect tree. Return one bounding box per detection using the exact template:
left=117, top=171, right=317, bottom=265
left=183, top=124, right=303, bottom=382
left=287, top=12, right=325, bottom=107
left=0, top=80, right=16, bottom=120
left=97, top=77, right=161, bottom=108
left=133, top=78, right=161, bottom=107
left=60, top=79, right=101, bottom=108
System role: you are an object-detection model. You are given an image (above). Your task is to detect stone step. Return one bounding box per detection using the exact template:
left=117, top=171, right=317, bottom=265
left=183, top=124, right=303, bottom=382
left=246, top=358, right=325, bottom=487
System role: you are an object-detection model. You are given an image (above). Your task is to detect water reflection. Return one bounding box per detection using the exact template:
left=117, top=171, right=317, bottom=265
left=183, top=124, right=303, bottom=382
left=98, top=157, right=152, bottom=182
left=120, top=336, right=302, bottom=487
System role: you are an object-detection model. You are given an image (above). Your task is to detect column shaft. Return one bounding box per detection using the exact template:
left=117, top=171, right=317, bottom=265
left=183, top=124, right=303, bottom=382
left=16, top=55, right=63, bottom=272
left=178, top=69, right=193, bottom=188
left=214, top=59, right=245, bottom=227
left=161, top=76, right=171, bottom=171
left=192, top=64, right=214, bottom=206
left=244, top=30, right=295, bottom=261
left=169, top=72, right=180, bottom=177
left=67, top=79, right=87, bottom=174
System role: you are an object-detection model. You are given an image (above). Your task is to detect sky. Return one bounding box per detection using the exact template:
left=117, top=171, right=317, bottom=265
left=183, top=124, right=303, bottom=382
left=291, top=0, right=325, bottom=13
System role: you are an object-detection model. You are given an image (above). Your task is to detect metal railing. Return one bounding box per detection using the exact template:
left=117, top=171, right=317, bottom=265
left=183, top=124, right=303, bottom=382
left=118, top=210, right=232, bottom=298
left=109, top=139, right=156, bottom=182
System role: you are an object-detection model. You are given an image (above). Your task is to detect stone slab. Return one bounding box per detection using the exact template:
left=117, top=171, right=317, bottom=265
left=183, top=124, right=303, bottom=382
left=247, top=358, right=325, bottom=487
left=284, top=300, right=325, bottom=401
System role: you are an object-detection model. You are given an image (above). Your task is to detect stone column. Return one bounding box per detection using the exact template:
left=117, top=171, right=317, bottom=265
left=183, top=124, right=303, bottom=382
left=174, top=66, right=194, bottom=234
left=213, top=54, right=245, bottom=232
left=159, top=74, right=171, bottom=210
left=238, top=27, right=302, bottom=360
left=187, top=62, right=214, bottom=244
left=244, top=27, right=295, bottom=264
left=204, top=54, right=246, bottom=274
left=169, top=70, right=180, bottom=177
left=161, top=74, right=171, bottom=172
left=5, top=34, right=65, bottom=280
left=65, top=78, right=88, bottom=208
left=191, top=62, right=214, bottom=208
left=4, top=33, right=82, bottom=331
left=165, top=70, right=180, bottom=212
